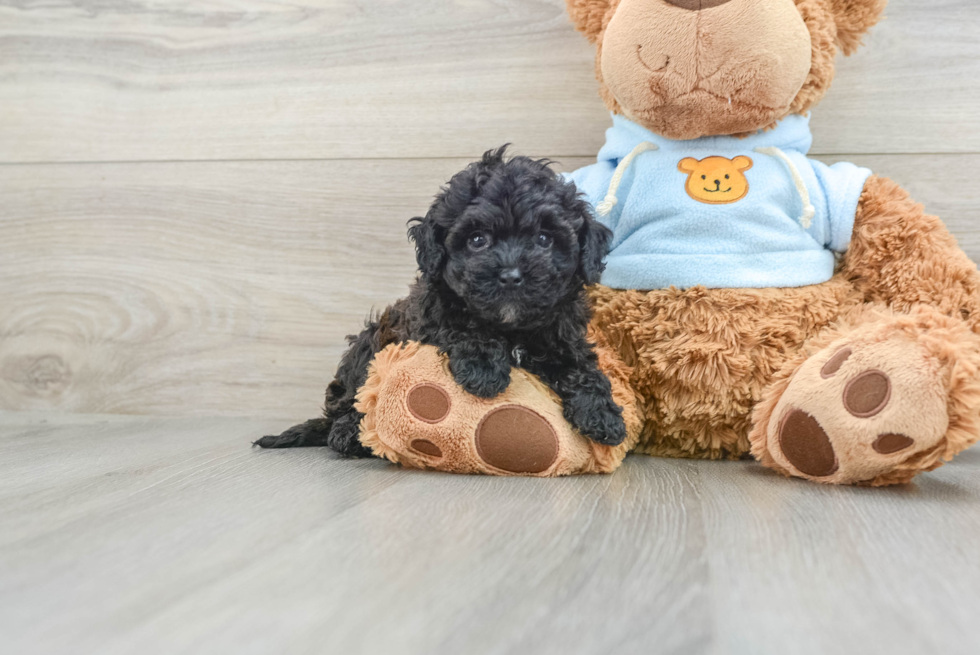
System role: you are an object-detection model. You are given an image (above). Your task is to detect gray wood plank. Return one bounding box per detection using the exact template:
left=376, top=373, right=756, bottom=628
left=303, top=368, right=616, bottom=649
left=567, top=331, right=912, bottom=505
left=2, top=155, right=977, bottom=418
left=700, top=456, right=980, bottom=654
left=1, top=0, right=978, bottom=163
left=0, top=157, right=467, bottom=419
left=1, top=412, right=978, bottom=654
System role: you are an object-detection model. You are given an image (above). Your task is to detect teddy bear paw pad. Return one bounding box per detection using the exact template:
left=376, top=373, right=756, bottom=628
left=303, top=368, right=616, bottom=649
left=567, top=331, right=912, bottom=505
left=404, top=383, right=452, bottom=460
left=842, top=370, right=891, bottom=418
left=409, top=439, right=443, bottom=458
left=406, top=383, right=451, bottom=423
left=475, top=405, right=559, bottom=474
left=777, top=409, right=839, bottom=478
left=766, top=338, right=949, bottom=485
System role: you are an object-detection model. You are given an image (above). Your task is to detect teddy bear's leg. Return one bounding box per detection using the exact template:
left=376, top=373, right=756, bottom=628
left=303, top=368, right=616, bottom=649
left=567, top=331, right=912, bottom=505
left=354, top=330, right=642, bottom=477
left=588, top=279, right=863, bottom=460
left=750, top=305, right=980, bottom=486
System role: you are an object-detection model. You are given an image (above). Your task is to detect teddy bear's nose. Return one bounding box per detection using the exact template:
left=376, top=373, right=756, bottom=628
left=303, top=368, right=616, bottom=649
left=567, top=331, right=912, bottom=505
left=663, top=0, right=735, bottom=10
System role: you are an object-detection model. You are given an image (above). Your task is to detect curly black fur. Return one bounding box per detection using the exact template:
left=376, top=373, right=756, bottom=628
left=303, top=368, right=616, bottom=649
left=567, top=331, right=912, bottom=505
left=255, top=146, right=627, bottom=456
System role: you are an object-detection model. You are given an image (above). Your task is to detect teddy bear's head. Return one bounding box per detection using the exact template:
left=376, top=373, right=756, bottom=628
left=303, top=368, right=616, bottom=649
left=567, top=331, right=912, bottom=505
left=566, top=0, right=887, bottom=140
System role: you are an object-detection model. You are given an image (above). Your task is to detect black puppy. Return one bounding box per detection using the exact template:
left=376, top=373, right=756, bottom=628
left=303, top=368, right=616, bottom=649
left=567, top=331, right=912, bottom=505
left=256, top=147, right=627, bottom=456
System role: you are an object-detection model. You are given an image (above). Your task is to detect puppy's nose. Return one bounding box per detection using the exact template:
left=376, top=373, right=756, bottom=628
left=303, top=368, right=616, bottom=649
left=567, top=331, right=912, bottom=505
left=498, top=268, right=524, bottom=286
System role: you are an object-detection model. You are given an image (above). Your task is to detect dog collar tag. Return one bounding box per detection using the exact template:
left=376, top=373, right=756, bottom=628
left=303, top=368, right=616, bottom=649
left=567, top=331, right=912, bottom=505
left=512, top=346, right=525, bottom=368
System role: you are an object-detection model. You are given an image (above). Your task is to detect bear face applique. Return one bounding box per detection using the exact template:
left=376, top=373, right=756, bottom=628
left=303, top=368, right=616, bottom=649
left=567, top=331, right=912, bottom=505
left=678, top=156, right=754, bottom=205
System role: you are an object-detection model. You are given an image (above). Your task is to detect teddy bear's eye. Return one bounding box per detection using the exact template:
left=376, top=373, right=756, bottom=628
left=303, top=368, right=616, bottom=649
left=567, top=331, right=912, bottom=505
left=725, top=174, right=730, bottom=179
left=701, top=175, right=706, bottom=180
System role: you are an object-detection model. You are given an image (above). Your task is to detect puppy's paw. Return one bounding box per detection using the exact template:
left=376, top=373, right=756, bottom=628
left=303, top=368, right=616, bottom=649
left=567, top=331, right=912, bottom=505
left=327, top=413, right=376, bottom=458
left=253, top=416, right=375, bottom=458
left=253, top=432, right=302, bottom=449
left=450, top=357, right=511, bottom=399
left=565, top=393, right=628, bottom=446
left=253, top=418, right=331, bottom=449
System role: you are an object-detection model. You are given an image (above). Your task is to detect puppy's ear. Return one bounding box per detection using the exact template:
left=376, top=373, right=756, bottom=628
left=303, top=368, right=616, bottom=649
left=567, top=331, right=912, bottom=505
left=408, top=146, right=508, bottom=279
left=407, top=215, right=445, bottom=279
left=578, top=209, right=612, bottom=286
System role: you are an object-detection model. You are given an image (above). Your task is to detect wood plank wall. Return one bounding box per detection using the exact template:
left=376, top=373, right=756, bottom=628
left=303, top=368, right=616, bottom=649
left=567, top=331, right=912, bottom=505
left=1, top=0, right=978, bottom=419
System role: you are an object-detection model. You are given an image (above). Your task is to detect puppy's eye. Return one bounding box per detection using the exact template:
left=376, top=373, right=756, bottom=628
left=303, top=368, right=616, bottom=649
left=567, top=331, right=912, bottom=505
left=536, top=232, right=554, bottom=249
left=467, top=232, right=491, bottom=252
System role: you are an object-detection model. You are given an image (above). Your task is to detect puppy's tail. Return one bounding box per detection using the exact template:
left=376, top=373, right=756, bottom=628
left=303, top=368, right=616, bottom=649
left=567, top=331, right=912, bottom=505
left=253, top=418, right=334, bottom=449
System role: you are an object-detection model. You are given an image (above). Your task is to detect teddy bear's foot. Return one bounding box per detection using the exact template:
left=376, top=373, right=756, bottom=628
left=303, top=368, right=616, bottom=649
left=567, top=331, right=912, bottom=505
left=354, top=341, right=641, bottom=477
left=751, top=307, right=980, bottom=486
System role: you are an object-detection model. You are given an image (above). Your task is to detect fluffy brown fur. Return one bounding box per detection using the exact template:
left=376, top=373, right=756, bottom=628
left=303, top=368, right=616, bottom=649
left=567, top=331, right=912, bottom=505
left=828, top=0, right=888, bottom=55
left=788, top=0, right=841, bottom=117
left=590, top=276, right=863, bottom=459
left=841, top=175, right=980, bottom=331
left=565, top=0, right=616, bottom=43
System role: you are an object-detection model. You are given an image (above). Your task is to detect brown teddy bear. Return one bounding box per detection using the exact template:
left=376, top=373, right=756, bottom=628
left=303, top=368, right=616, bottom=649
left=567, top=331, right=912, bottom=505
left=357, top=0, right=980, bottom=486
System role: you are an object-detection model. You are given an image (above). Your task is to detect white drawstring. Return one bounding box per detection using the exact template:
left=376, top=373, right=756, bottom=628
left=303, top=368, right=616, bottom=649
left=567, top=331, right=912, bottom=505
left=754, top=146, right=816, bottom=229
left=596, top=142, right=659, bottom=217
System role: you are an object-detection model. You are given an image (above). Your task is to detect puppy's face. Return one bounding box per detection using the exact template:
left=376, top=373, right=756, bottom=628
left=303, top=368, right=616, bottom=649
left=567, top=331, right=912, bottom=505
left=443, top=192, right=577, bottom=326
left=409, top=148, right=611, bottom=328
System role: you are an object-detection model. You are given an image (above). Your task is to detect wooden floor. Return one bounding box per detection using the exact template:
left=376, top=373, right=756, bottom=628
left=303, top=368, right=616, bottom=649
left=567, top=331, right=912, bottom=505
left=2, top=412, right=980, bottom=655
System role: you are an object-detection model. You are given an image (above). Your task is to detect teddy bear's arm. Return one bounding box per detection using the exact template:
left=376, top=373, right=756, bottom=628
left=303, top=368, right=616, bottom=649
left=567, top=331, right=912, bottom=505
left=840, top=175, right=980, bottom=331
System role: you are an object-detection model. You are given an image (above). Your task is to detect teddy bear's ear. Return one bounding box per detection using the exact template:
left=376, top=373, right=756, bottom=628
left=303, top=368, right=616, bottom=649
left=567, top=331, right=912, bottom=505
left=678, top=158, right=699, bottom=174
left=827, top=0, right=888, bottom=56
left=566, top=0, right=615, bottom=44
left=732, top=156, right=754, bottom=173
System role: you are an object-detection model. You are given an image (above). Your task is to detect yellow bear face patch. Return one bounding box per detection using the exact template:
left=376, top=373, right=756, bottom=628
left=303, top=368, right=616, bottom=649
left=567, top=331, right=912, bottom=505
left=678, top=156, right=754, bottom=205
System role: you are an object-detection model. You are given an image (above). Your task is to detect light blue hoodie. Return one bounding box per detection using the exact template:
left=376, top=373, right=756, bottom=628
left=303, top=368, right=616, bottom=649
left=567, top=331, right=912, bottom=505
left=567, top=114, right=872, bottom=290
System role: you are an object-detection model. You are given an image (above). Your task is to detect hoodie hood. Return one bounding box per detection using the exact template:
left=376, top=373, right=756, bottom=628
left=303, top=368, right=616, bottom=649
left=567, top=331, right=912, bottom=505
left=597, top=113, right=815, bottom=163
